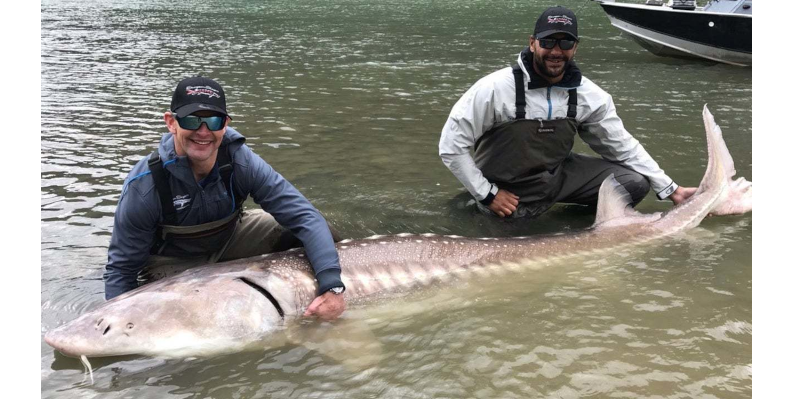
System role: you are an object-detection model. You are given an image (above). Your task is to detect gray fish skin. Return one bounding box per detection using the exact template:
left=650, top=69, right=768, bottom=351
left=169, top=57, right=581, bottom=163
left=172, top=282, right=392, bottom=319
left=44, top=106, right=751, bottom=359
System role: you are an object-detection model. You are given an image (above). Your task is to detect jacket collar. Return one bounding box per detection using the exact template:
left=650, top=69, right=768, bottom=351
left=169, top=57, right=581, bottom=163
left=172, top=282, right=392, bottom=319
left=519, top=47, right=582, bottom=89
left=157, top=128, right=247, bottom=185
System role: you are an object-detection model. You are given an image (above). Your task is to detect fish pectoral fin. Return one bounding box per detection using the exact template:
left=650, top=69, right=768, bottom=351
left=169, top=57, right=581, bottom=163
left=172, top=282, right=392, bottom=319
left=286, top=317, right=384, bottom=370
left=592, top=175, right=653, bottom=229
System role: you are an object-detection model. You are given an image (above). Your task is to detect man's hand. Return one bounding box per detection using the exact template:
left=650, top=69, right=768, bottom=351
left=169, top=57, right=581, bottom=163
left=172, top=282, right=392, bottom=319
left=668, top=186, right=697, bottom=206
left=303, top=291, right=346, bottom=321
left=488, top=189, right=520, bottom=217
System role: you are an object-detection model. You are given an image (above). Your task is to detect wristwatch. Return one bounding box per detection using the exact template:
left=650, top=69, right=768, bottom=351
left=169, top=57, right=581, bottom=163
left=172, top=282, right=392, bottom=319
left=328, top=286, right=345, bottom=295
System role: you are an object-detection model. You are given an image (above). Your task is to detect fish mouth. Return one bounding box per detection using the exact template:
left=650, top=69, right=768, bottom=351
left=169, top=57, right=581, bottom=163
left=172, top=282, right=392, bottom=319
left=44, top=312, right=135, bottom=358
left=237, top=277, right=285, bottom=319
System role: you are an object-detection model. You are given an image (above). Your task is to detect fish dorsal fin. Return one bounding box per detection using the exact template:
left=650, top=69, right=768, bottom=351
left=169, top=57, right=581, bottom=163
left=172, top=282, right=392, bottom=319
left=592, top=175, right=648, bottom=229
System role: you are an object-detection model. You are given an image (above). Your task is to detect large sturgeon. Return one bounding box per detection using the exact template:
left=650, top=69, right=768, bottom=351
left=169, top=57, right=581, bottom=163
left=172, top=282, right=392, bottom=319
left=45, top=106, right=751, bottom=366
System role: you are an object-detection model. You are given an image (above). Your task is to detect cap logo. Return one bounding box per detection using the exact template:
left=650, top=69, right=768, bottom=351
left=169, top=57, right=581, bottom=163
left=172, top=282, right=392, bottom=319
left=185, top=85, right=221, bottom=99
left=547, top=15, right=573, bottom=26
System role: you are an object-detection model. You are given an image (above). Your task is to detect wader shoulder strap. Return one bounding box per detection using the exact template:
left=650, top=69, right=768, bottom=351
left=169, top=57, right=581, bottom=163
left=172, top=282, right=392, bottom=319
left=147, top=151, right=178, bottom=225
left=148, top=145, right=243, bottom=256
left=216, top=144, right=245, bottom=209
left=567, top=88, right=577, bottom=119
left=512, top=64, right=526, bottom=120
left=149, top=144, right=243, bottom=227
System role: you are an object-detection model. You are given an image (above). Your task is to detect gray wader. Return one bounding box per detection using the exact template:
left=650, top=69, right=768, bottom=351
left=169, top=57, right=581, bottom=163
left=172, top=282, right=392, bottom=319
left=473, top=64, right=649, bottom=218
left=139, top=209, right=340, bottom=283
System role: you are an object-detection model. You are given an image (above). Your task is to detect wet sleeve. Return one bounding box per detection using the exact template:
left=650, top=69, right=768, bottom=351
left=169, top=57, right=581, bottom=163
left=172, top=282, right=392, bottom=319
left=237, top=146, right=344, bottom=295
left=103, top=182, right=159, bottom=300
left=438, top=79, right=498, bottom=201
left=441, top=153, right=498, bottom=202
left=577, top=90, right=678, bottom=200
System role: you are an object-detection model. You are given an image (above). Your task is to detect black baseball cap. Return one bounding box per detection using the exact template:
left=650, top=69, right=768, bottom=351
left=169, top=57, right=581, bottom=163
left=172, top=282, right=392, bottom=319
left=534, top=6, right=579, bottom=41
left=170, top=76, right=230, bottom=118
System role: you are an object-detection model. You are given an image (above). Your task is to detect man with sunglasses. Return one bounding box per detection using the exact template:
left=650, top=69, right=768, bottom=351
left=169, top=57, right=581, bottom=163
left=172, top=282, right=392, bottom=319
left=103, top=76, right=346, bottom=320
left=439, top=6, right=696, bottom=218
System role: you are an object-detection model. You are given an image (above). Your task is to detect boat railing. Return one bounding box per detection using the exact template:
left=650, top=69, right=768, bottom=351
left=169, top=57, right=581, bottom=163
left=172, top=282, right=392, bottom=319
left=669, top=0, right=697, bottom=11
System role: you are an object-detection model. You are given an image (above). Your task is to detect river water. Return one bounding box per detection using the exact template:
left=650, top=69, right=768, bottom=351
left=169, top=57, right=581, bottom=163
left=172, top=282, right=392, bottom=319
left=40, top=0, right=752, bottom=397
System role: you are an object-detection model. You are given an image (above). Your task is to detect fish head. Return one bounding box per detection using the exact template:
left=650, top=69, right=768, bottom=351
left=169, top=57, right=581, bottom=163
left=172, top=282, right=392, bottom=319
left=44, top=269, right=290, bottom=358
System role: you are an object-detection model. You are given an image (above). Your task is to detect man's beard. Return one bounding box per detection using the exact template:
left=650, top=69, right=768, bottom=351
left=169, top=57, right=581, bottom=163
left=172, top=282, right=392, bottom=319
left=534, top=51, right=571, bottom=79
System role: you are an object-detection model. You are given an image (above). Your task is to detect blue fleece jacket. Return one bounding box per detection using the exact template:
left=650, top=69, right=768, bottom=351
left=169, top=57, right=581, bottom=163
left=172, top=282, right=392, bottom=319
left=103, top=128, right=342, bottom=300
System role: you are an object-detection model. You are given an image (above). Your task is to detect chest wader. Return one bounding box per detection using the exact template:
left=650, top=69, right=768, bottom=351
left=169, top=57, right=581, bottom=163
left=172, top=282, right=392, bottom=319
left=147, top=144, right=245, bottom=262
left=474, top=64, right=578, bottom=204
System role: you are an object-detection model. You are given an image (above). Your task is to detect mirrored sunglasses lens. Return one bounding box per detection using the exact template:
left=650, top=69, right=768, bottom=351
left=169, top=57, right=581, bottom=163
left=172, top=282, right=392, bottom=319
left=204, top=116, right=225, bottom=131
left=177, top=115, right=202, bottom=130
left=176, top=115, right=225, bottom=130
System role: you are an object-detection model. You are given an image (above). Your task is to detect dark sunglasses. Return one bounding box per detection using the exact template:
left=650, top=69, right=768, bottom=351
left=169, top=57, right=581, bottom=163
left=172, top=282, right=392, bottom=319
left=538, top=38, right=576, bottom=51
left=175, top=114, right=227, bottom=131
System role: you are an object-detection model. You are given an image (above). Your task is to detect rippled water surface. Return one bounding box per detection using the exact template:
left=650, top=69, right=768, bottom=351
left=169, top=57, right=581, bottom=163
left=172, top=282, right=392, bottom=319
left=41, top=0, right=752, bottom=397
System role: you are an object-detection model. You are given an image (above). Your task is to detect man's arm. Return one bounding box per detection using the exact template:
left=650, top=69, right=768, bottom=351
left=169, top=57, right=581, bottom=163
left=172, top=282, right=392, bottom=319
left=103, top=177, right=160, bottom=300
left=302, top=291, right=345, bottom=321
left=238, top=145, right=345, bottom=319
left=668, top=186, right=697, bottom=206
left=439, top=152, right=498, bottom=203
left=577, top=87, right=681, bottom=200
left=438, top=80, right=496, bottom=201
left=439, top=75, right=518, bottom=214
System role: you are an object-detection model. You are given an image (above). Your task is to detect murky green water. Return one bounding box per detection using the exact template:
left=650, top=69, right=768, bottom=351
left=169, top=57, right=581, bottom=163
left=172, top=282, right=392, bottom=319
left=41, top=0, right=751, bottom=397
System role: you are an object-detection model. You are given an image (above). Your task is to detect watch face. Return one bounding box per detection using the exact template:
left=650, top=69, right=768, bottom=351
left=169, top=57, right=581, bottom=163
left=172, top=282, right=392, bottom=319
left=329, top=287, right=345, bottom=294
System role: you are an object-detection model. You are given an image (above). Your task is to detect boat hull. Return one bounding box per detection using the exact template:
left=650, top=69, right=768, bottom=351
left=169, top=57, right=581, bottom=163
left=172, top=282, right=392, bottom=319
left=599, top=2, right=751, bottom=66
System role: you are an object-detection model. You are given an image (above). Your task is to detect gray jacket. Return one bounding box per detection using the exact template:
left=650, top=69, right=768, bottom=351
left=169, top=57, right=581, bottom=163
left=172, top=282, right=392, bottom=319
left=439, top=51, right=679, bottom=202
